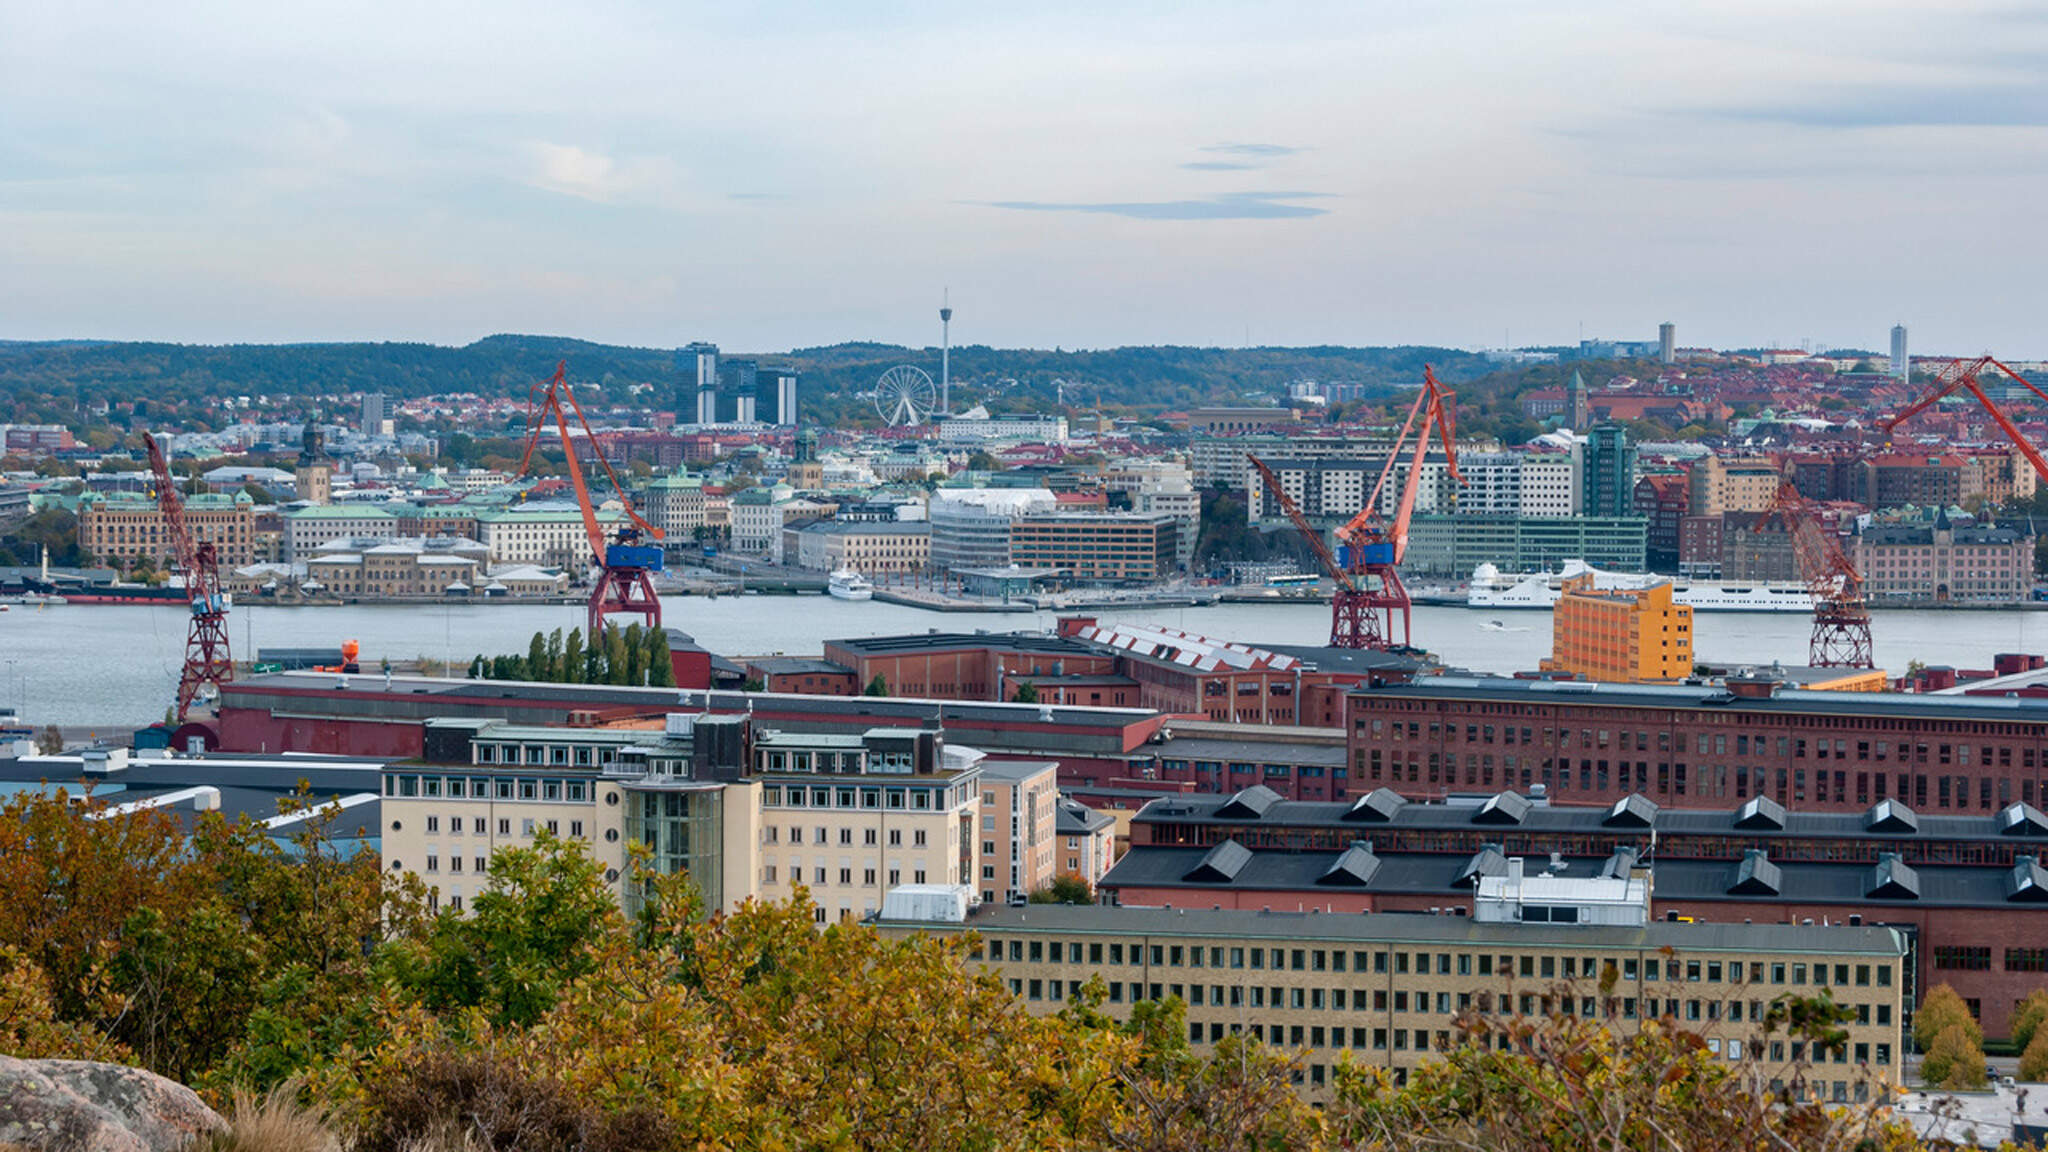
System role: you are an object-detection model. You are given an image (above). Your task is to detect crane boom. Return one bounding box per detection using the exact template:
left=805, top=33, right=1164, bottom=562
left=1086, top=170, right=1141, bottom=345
left=1247, top=456, right=1357, bottom=595
left=515, top=361, right=667, bottom=639
left=144, top=433, right=232, bottom=724
left=1770, top=478, right=1873, bottom=669
left=1880, top=356, right=2048, bottom=484
left=1247, top=364, right=1462, bottom=650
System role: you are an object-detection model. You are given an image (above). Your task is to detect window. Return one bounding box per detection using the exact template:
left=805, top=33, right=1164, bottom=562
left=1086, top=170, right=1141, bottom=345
left=1933, top=946, right=1992, bottom=971
left=2008, top=948, right=2048, bottom=973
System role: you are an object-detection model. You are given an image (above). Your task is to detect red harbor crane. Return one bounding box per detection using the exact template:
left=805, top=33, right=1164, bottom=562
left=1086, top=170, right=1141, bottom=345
left=516, top=362, right=666, bottom=638
left=1248, top=365, right=1462, bottom=649
left=144, top=433, right=233, bottom=721
left=1879, top=355, right=2048, bottom=484
left=1769, top=477, right=1873, bottom=668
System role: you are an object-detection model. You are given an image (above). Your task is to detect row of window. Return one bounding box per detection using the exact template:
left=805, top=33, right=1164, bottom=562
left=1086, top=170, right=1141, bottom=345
left=977, top=938, right=1893, bottom=990
left=385, top=774, right=601, bottom=802
left=1933, top=945, right=2048, bottom=973
left=761, top=784, right=950, bottom=809
left=765, top=864, right=922, bottom=886
left=764, top=824, right=927, bottom=847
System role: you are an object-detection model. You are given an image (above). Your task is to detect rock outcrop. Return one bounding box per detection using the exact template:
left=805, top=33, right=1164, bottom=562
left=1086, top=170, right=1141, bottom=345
left=0, top=1055, right=224, bottom=1152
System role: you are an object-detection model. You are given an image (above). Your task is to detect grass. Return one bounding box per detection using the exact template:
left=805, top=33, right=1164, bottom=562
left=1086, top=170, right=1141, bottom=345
left=182, top=1082, right=342, bottom=1152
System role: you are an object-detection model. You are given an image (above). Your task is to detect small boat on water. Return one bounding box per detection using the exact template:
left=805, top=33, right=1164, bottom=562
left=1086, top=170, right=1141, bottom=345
left=827, top=568, right=875, bottom=602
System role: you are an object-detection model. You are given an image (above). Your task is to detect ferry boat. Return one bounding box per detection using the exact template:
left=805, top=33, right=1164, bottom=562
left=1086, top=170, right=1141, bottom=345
left=1465, top=560, right=1812, bottom=613
left=826, top=568, right=875, bottom=602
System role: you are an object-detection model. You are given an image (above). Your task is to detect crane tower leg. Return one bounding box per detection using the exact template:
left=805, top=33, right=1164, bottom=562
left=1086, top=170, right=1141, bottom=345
left=589, top=567, right=662, bottom=642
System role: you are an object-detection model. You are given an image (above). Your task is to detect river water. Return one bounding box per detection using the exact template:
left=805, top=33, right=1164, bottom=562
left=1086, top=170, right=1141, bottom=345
left=0, top=596, right=2038, bottom=730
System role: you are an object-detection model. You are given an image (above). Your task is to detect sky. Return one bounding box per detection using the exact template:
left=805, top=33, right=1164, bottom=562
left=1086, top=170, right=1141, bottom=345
left=3, top=1, right=2046, bottom=356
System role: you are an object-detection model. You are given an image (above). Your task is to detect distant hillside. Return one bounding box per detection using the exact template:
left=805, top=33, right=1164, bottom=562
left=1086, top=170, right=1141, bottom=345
left=0, top=336, right=1495, bottom=429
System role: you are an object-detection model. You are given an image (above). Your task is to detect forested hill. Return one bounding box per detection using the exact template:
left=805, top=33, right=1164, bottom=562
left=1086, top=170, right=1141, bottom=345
left=0, top=335, right=1495, bottom=425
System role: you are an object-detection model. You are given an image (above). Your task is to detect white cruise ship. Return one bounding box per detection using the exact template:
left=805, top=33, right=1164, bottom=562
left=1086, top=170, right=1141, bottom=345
left=1465, top=560, right=1812, bottom=613
left=826, top=568, right=875, bottom=601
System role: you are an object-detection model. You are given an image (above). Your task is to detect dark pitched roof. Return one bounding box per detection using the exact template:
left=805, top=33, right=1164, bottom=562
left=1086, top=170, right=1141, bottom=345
left=2007, top=856, right=2048, bottom=902
left=2001, top=803, right=2048, bottom=837
left=1735, top=795, right=1787, bottom=831
left=1215, top=785, right=1282, bottom=820
left=1455, top=845, right=1508, bottom=887
left=1865, top=800, right=1918, bottom=834
left=1184, top=839, right=1252, bottom=883
left=1867, top=854, right=1920, bottom=900
left=1318, top=843, right=1382, bottom=887
left=1473, top=791, right=1531, bottom=826
left=1343, top=787, right=1407, bottom=823
left=1604, top=794, right=1658, bottom=829
left=1728, top=849, right=1783, bottom=896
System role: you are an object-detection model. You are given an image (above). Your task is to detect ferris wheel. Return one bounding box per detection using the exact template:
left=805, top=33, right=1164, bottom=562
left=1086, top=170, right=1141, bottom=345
left=874, top=365, right=939, bottom=427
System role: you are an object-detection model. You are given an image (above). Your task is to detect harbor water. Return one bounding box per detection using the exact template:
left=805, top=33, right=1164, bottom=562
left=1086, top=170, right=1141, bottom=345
left=0, top=596, right=2040, bottom=729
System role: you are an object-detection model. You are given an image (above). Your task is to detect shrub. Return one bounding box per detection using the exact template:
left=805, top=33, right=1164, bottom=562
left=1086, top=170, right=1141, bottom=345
left=355, top=1049, right=671, bottom=1152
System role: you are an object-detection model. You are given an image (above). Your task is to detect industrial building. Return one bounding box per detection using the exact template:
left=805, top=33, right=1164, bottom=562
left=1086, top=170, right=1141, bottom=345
left=1542, top=571, right=1693, bottom=683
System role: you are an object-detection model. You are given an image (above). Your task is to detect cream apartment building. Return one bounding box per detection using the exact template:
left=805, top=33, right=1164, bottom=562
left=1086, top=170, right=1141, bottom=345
left=977, top=760, right=1059, bottom=904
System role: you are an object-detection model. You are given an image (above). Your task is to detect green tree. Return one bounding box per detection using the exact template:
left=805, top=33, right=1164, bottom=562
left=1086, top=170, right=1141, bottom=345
left=2012, top=987, right=2048, bottom=1053
left=561, top=628, right=584, bottom=685
left=647, top=635, right=675, bottom=687
left=544, top=627, right=564, bottom=683
left=604, top=625, right=629, bottom=686
left=1012, top=681, right=1040, bottom=704
left=863, top=674, right=889, bottom=697
left=622, top=623, right=645, bottom=685
left=2022, top=1024, right=2048, bottom=1083
left=525, top=631, right=547, bottom=682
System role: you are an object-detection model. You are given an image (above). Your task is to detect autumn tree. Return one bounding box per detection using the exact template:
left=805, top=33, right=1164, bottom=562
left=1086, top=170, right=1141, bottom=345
left=2011, top=987, right=2048, bottom=1054
left=1914, top=983, right=1982, bottom=1052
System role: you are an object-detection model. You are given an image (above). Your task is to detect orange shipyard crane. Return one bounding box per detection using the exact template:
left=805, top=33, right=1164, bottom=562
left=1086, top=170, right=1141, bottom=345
left=1249, top=365, right=1462, bottom=650
left=1878, top=355, right=2048, bottom=485
left=516, top=362, right=666, bottom=638
left=144, top=433, right=233, bottom=723
left=1769, top=477, right=1874, bottom=668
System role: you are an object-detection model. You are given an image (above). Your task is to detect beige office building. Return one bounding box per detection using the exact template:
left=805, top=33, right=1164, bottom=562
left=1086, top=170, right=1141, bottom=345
left=753, top=728, right=985, bottom=925
left=880, top=881, right=1906, bottom=1103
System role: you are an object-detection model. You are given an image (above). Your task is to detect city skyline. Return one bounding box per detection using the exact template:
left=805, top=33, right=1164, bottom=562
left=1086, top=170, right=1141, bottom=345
left=5, top=2, right=2046, bottom=355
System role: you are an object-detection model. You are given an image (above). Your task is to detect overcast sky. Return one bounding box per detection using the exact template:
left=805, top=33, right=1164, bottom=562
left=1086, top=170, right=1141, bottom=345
left=4, top=1, right=2045, bottom=355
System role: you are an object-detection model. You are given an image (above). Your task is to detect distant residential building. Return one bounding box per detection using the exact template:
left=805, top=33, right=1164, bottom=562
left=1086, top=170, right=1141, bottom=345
left=80, top=491, right=260, bottom=568
left=1189, top=432, right=1395, bottom=490
left=1961, top=450, right=2038, bottom=507
left=979, top=760, right=1060, bottom=904
left=0, top=424, right=75, bottom=456
left=1891, top=324, right=1910, bottom=379
left=284, top=504, right=399, bottom=561
left=1852, top=512, right=2033, bottom=604
left=1009, top=512, right=1179, bottom=583
left=1719, top=512, right=1798, bottom=582
left=1056, top=797, right=1118, bottom=888
left=1678, top=514, right=1725, bottom=578
left=730, top=484, right=837, bottom=562
left=1632, top=474, right=1688, bottom=571
left=1581, top=425, right=1638, bottom=518
left=639, top=469, right=706, bottom=542
left=1400, top=515, right=1648, bottom=578
left=1543, top=571, right=1693, bottom=683
left=936, top=412, right=1069, bottom=445
left=304, top=536, right=489, bottom=599
left=1687, top=456, right=1780, bottom=518
left=361, top=392, right=387, bottom=433
left=1185, top=408, right=1301, bottom=436
left=473, top=505, right=624, bottom=568
left=1864, top=454, right=1962, bottom=511
left=788, top=520, right=930, bottom=574
left=929, top=488, right=1054, bottom=572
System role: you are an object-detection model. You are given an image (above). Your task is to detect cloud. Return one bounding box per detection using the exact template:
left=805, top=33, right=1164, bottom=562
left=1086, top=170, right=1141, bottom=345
left=1693, top=83, right=2048, bottom=129
left=520, top=142, right=620, bottom=201
left=1181, top=161, right=1255, bottom=171
left=1202, top=142, right=1307, bottom=157
left=727, top=191, right=785, bottom=201
left=984, top=191, right=1330, bottom=221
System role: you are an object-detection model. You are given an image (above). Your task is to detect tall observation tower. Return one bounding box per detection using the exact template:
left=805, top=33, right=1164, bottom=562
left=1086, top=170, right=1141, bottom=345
left=939, top=290, right=953, bottom=416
